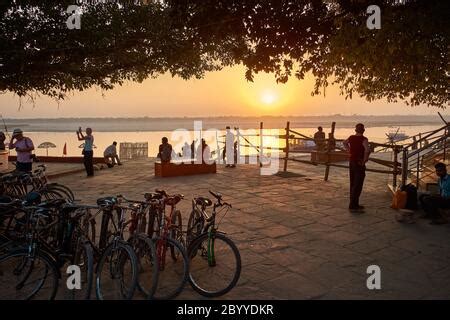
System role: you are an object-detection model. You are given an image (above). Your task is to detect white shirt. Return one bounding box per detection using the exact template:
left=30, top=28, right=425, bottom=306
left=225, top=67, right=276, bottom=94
left=104, top=144, right=117, bottom=157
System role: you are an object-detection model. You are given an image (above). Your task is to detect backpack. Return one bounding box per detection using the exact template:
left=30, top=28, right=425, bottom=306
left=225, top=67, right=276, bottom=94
left=401, top=183, right=418, bottom=210
left=391, top=190, right=407, bottom=210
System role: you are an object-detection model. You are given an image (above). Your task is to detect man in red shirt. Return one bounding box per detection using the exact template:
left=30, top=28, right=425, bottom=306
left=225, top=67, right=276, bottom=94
left=343, top=123, right=370, bottom=212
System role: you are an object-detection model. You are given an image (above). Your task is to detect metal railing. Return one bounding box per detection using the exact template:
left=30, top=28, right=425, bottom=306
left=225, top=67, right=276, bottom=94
left=401, top=124, right=450, bottom=189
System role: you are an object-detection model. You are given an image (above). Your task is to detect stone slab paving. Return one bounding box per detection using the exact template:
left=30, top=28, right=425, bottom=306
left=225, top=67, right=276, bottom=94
left=53, top=159, right=450, bottom=300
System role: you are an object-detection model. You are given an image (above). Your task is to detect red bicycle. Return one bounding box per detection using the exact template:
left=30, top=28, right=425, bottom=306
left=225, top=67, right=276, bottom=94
left=149, top=189, right=188, bottom=300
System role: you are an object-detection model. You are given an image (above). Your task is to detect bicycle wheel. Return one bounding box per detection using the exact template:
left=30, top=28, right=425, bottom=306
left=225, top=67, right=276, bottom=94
left=128, top=233, right=159, bottom=298
left=153, top=236, right=188, bottom=300
left=47, top=183, right=75, bottom=201
left=188, top=232, right=241, bottom=297
left=66, top=241, right=94, bottom=300
left=147, top=208, right=162, bottom=239
left=46, top=184, right=74, bottom=202
left=95, top=241, right=138, bottom=300
left=98, top=208, right=120, bottom=250
left=170, top=210, right=185, bottom=261
left=186, top=209, right=204, bottom=246
left=0, top=249, right=59, bottom=300
left=40, top=189, right=65, bottom=201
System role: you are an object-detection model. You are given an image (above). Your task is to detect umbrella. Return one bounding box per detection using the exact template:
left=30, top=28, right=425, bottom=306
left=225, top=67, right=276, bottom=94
left=38, top=142, right=57, bottom=156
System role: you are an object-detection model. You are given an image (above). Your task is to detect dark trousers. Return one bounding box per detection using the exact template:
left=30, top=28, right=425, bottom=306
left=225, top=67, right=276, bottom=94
left=83, top=150, right=94, bottom=176
left=16, top=162, right=32, bottom=173
left=349, top=161, right=366, bottom=208
left=419, top=194, right=450, bottom=219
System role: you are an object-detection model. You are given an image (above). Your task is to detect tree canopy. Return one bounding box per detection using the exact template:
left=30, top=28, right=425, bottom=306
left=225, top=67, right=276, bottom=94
left=0, top=0, right=448, bottom=107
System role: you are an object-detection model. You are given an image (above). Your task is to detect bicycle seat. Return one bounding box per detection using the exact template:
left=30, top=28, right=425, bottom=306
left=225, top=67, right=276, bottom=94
left=144, top=192, right=163, bottom=200
left=155, top=189, right=168, bottom=196
left=165, top=194, right=184, bottom=206
left=195, top=197, right=212, bottom=207
left=23, top=192, right=42, bottom=206
left=97, top=197, right=117, bottom=207
left=209, top=190, right=222, bottom=200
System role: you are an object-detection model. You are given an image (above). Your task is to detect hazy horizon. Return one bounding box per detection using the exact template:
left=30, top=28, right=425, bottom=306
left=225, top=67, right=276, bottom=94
left=0, top=66, right=445, bottom=119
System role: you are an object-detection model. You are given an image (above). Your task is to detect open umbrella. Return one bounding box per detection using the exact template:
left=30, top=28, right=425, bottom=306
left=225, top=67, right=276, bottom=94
left=38, top=142, right=56, bottom=156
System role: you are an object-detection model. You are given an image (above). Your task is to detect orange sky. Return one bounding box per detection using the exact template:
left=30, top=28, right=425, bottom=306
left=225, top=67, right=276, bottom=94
left=0, top=65, right=438, bottom=118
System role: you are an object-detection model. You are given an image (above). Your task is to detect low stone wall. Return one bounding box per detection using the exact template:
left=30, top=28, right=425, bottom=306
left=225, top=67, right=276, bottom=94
left=155, top=161, right=217, bottom=177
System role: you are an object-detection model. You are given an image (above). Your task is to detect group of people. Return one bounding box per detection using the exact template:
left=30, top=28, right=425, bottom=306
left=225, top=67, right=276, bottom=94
left=156, top=126, right=238, bottom=167
left=157, top=137, right=212, bottom=164
left=344, top=123, right=448, bottom=224
left=1, top=124, right=449, bottom=225
left=76, top=127, right=122, bottom=177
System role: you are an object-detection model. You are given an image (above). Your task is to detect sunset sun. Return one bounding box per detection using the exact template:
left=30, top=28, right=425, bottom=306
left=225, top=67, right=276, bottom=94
left=261, top=90, right=278, bottom=105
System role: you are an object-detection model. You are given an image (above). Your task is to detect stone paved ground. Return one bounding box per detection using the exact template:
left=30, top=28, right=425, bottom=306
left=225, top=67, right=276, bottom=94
left=53, top=159, right=450, bottom=300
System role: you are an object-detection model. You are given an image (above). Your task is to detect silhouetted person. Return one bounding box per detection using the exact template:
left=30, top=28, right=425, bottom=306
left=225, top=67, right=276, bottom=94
left=104, top=141, right=122, bottom=167
left=343, top=123, right=370, bottom=212
left=420, top=162, right=450, bottom=225
left=10, top=128, right=35, bottom=172
left=196, top=139, right=211, bottom=164
left=158, top=137, right=173, bottom=163
left=0, top=131, right=5, bottom=150
left=314, top=126, right=326, bottom=151
left=77, top=127, right=94, bottom=177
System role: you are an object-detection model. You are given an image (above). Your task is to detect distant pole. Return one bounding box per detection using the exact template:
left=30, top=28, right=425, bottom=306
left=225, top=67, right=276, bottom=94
left=283, top=121, right=290, bottom=172
left=324, top=121, right=336, bottom=181
left=259, top=122, right=263, bottom=167
left=216, top=130, right=220, bottom=164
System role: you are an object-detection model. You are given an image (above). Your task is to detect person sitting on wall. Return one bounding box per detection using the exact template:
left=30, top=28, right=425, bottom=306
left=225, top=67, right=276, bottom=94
left=157, top=137, right=173, bottom=163
left=104, top=141, right=122, bottom=168
left=419, top=162, right=450, bottom=225
left=196, top=139, right=211, bottom=164
left=314, top=127, right=326, bottom=151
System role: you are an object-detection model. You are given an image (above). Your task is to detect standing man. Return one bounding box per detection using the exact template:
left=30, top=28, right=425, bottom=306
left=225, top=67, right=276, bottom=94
left=314, top=127, right=326, bottom=151
left=225, top=126, right=236, bottom=168
left=77, top=127, right=94, bottom=177
left=104, top=141, right=122, bottom=168
left=343, top=123, right=370, bottom=212
left=9, top=128, right=35, bottom=172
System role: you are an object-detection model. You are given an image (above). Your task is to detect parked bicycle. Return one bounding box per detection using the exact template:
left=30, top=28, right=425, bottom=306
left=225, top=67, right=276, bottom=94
left=148, top=189, right=189, bottom=300
left=186, top=191, right=241, bottom=297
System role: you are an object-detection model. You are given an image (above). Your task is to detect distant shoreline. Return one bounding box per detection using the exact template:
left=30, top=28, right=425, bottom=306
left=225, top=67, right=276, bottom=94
left=1, top=115, right=447, bottom=132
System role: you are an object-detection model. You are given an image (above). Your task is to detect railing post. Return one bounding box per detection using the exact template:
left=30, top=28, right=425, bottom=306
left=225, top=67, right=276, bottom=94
left=416, top=150, right=420, bottom=188
left=283, top=121, right=290, bottom=172
left=324, top=121, right=336, bottom=181
left=260, top=122, right=263, bottom=167
left=444, top=127, right=447, bottom=162
left=393, top=146, right=399, bottom=189
left=401, top=148, right=408, bottom=188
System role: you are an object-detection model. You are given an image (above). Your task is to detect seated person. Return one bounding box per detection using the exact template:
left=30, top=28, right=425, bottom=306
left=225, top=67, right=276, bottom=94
left=196, top=139, right=211, bottom=164
left=103, top=141, right=122, bottom=167
left=420, top=162, right=450, bottom=225
left=157, top=137, right=173, bottom=163
left=314, top=126, right=326, bottom=151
